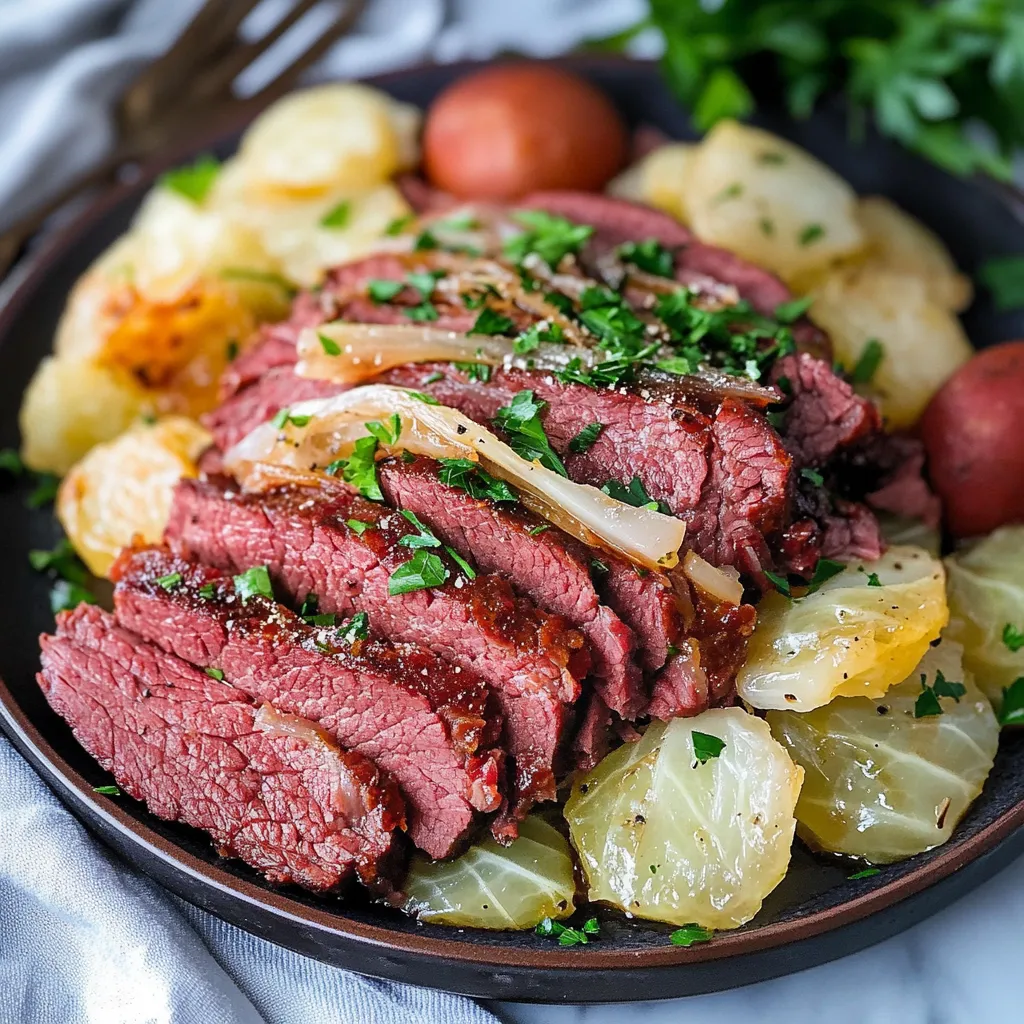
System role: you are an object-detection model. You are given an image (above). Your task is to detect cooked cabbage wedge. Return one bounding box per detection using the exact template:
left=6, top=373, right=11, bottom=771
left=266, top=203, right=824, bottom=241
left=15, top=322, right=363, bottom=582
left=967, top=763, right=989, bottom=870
left=403, top=816, right=576, bottom=929
left=768, top=641, right=998, bottom=863
left=565, top=709, right=802, bottom=930
left=737, top=546, right=947, bottom=712
left=946, top=526, right=1024, bottom=706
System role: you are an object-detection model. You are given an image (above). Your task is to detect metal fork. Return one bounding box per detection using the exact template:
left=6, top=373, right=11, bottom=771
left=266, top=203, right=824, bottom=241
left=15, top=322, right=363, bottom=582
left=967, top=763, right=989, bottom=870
left=0, top=0, right=367, bottom=280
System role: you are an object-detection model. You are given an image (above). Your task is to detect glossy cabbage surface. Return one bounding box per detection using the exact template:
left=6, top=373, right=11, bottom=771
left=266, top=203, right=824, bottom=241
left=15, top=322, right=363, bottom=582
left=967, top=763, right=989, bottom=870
left=565, top=709, right=802, bottom=930
left=768, top=641, right=997, bottom=863
left=737, top=546, right=947, bottom=712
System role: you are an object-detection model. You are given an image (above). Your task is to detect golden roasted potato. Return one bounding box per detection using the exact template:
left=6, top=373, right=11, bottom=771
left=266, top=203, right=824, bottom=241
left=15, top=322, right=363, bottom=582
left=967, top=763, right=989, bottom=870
left=686, top=120, right=863, bottom=285
left=810, top=263, right=973, bottom=429
left=607, top=142, right=696, bottom=225
left=236, top=83, right=421, bottom=197
left=57, top=416, right=211, bottom=577
left=855, top=196, right=973, bottom=312
left=19, top=358, right=149, bottom=475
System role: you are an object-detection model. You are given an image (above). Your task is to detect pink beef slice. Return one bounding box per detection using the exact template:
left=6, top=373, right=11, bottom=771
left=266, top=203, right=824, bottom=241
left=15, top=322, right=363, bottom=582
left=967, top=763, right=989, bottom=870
left=38, top=604, right=405, bottom=892
left=111, top=545, right=503, bottom=859
left=376, top=454, right=644, bottom=719
left=164, top=477, right=589, bottom=838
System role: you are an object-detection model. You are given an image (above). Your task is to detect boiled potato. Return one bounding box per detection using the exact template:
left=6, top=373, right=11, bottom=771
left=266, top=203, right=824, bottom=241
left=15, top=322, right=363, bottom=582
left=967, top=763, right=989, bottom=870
left=403, top=815, right=576, bottom=929
left=877, top=513, right=941, bottom=558
left=607, top=143, right=696, bottom=225
left=768, top=641, right=997, bottom=863
left=685, top=120, right=863, bottom=285
left=855, top=196, right=972, bottom=312
left=237, top=83, right=420, bottom=197
left=57, top=417, right=211, bottom=578
left=946, top=526, right=1024, bottom=705
left=737, top=546, right=947, bottom=712
left=566, top=708, right=802, bottom=931
left=920, top=342, right=1024, bottom=538
left=810, top=264, right=972, bottom=429
left=19, top=358, right=149, bottom=475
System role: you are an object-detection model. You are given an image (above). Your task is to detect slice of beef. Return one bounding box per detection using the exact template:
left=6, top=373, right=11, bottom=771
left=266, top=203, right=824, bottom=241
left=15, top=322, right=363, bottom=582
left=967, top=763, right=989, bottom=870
left=376, top=455, right=644, bottom=719
left=165, top=478, right=588, bottom=836
left=39, top=604, right=404, bottom=892
left=572, top=691, right=613, bottom=772
left=111, top=545, right=503, bottom=859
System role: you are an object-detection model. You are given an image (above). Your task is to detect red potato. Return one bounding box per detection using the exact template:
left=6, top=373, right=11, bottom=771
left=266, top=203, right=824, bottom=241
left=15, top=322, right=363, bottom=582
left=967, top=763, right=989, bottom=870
left=422, top=64, right=628, bottom=200
left=920, top=341, right=1024, bottom=537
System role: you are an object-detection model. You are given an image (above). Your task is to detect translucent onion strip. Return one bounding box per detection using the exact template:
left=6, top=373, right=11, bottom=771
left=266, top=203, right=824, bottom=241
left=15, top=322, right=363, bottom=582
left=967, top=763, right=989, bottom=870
left=683, top=550, right=743, bottom=605
left=224, top=385, right=685, bottom=570
left=295, top=322, right=594, bottom=386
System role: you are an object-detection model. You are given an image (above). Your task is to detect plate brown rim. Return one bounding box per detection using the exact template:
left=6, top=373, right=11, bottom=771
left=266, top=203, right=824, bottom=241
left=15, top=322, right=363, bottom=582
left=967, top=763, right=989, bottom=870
left=2, top=54, right=1024, bottom=975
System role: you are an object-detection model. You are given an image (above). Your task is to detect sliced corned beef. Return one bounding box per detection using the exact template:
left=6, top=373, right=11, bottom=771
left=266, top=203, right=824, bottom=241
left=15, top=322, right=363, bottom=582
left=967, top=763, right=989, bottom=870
left=39, top=604, right=404, bottom=892
left=165, top=478, right=588, bottom=836
left=376, top=455, right=644, bottom=719
left=111, top=545, right=503, bottom=859
left=572, top=691, right=613, bottom=772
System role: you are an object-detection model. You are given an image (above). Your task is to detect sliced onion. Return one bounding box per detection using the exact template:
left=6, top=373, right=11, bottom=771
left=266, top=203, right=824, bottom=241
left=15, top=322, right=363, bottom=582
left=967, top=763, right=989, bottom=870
left=224, top=385, right=685, bottom=571
left=683, top=550, right=743, bottom=605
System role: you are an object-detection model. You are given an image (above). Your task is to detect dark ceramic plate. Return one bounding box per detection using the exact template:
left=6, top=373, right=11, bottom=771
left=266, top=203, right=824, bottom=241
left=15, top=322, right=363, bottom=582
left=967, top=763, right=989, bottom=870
left=2, top=58, right=1024, bottom=1004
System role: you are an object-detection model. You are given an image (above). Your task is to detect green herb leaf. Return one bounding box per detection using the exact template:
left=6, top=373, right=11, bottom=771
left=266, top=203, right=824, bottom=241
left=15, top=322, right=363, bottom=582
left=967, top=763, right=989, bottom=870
left=866, top=572, right=882, bottom=587
left=0, top=448, right=24, bottom=476
left=318, top=332, right=341, bottom=356
left=669, top=925, right=713, bottom=947
left=915, top=669, right=967, bottom=718
left=528, top=523, right=551, bottom=536
left=1002, top=623, right=1024, bottom=652
left=851, top=339, right=885, bottom=384
left=470, top=307, right=515, bottom=336
left=494, top=391, right=567, bottom=476
left=26, top=473, right=59, bottom=509
left=764, top=570, right=791, bottom=598
left=798, top=223, right=825, bottom=246
left=205, top=667, right=225, bottom=681
left=29, top=538, right=89, bottom=585
left=601, top=476, right=669, bottom=514
left=452, top=361, right=492, bottom=383
left=408, top=390, right=440, bottom=405
left=444, top=545, right=477, bottom=579
left=618, top=239, right=675, bottom=277
left=405, top=269, right=445, bottom=299
left=999, top=677, right=1024, bottom=726
left=337, top=611, right=370, bottom=645
left=423, top=371, right=445, bottom=385
left=692, top=730, right=726, bottom=764
left=155, top=572, right=182, bottom=591
left=804, top=558, right=845, bottom=595
left=398, top=509, right=442, bottom=549
left=694, top=65, right=754, bottom=131
left=93, top=785, right=121, bottom=796
left=319, top=200, right=351, bottom=229
left=413, top=229, right=439, bottom=251
left=513, top=320, right=564, bottom=355
left=404, top=302, right=439, bottom=322
left=270, top=408, right=312, bottom=430
left=50, top=579, right=96, bottom=614
left=437, top=458, right=518, bottom=503
left=365, top=413, right=402, bottom=447
left=385, top=214, right=415, bottom=236
left=233, top=565, right=274, bottom=604
left=848, top=868, right=881, bottom=880
left=388, top=549, right=450, bottom=595
left=346, top=518, right=372, bottom=536
left=535, top=917, right=599, bottom=946
left=503, top=210, right=594, bottom=268
left=800, top=467, right=824, bottom=487
left=367, top=279, right=405, bottom=303
left=198, top=583, right=216, bottom=599
left=160, top=154, right=220, bottom=203
left=978, top=256, right=1024, bottom=311
left=568, top=422, right=604, bottom=454
left=336, top=435, right=383, bottom=501
left=774, top=296, right=814, bottom=323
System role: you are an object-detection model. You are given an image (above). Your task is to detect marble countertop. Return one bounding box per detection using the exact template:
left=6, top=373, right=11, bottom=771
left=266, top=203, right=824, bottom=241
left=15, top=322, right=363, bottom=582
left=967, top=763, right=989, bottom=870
left=497, top=852, right=1024, bottom=1023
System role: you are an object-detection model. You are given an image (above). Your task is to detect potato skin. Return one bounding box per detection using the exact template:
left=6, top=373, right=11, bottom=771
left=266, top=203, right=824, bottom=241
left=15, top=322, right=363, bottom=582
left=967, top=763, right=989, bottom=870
left=423, top=63, right=628, bottom=200
left=920, top=341, right=1024, bottom=537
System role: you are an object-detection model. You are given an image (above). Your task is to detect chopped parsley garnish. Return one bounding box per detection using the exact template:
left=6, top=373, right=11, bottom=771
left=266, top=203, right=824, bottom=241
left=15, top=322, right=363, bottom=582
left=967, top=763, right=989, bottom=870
left=318, top=332, right=341, bottom=356
left=799, top=223, right=825, bottom=246
left=226, top=339, right=239, bottom=361
left=445, top=546, right=477, bottom=580
left=198, top=583, right=217, bottom=599
left=233, top=565, right=274, bottom=604
left=756, top=151, right=786, bottom=165
left=470, top=307, right=515, bottom=336
left=220, top=267, right=297, bottom=298
left=0, top=448, right=24, bottom=475
left=437, top=458, right=517, bottom=503
left=759, top=217, right=775, bottom=236
left=205, top=667, right=225, bottom=681
left=413, top=229, right=439, bottom=251
left=692, top=731, right=726, bottom=764
left=398, top=509, right=442, bottom=549
left=568, top=422, right=603, bottom=454
left=494, top=391, right=567, bottom=477
left=601, top=476, right=669, bottom=514
left=764, top=570, right=792, bottom=597
left=914, top=669, right=967, bottom=718
left=433, top=212, right=478, bottom=232
left=669, top=925, right=713, bottom=947
left=299, top=593, right=319, bottom=618
left=527, top=523, right=551, bottom=536
left=535, top=917, right=599, bottom=946
left=513, top=320, right=564, bottom=355
left=452, top=361, right=492, bottom=383
left=403, top=301, right=439, bottom=322
left=999, top=677, right=1024, bottom=726
left=319, top=200, right=351, bottom=229
left=50, top=580, right=96, bottom=614
left=978, top=256, right=1024, bottom=312
left=766, top=558, right=844, bottom=599
left=29, top=538, right=88, bottom=585
left=333, top=434, right=383, bottom=501
left=848, top=868, right=881, bottom=880
left=774, top=295, right=814, bottom=323
left=388, top=549, right=449, bottom=595
left=866, top=572, right=882, bottom=587
left=800, top=467, right=824, bottom=487
left=385, top=213, right=415, bottom=236
left=408, top=390, right=439, bottom=405
left=618, top=239, right=674, bottom=277
left=160, top=154, right=219, bottom=203
left=337, top=611, right=370, bottom=645
left=503, top=210, right=594, bottom=269
left=364, top=413, right=402, bottom=447
left=270, top=408, right=311, bottom=430
left=406, top=269, right=445, bottom=299
left=26, top=473, right=59, bottom=508
left=423, top=371, right=445, bottom=385
left=155, top=572, right=182, bottom=591
left=850, top=339, right=884, bottom=384
left=462, top=283, right=501, bottom=310
left=367, top=279, right=404, bottom=303
left=346, top=518, right=372, bottom=535
left=1002, top=623, right=1024, bottom=652
left=93, top=785, right=121, bottom=796
left=714, top=182, right=743, bottom=203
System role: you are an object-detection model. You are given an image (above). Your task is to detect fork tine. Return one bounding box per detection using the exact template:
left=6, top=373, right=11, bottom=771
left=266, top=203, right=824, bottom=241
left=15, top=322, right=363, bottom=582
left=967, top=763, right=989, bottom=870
left=248, top=0, right=369, bottom=107
left=120, top=0, right=263, bottom=126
